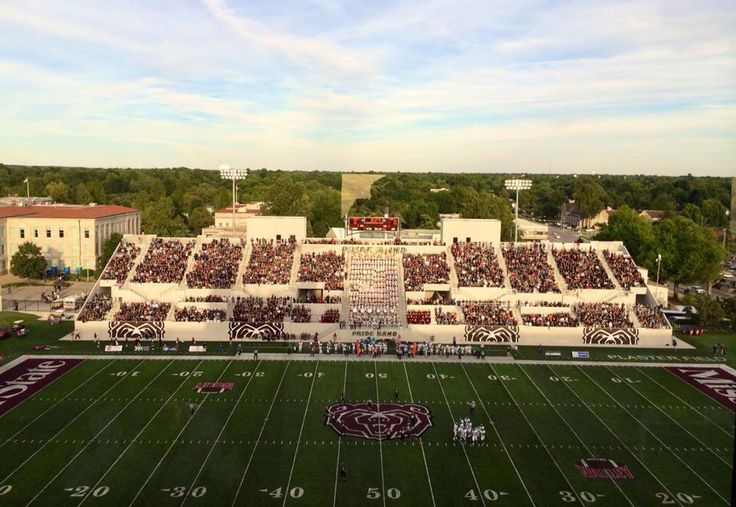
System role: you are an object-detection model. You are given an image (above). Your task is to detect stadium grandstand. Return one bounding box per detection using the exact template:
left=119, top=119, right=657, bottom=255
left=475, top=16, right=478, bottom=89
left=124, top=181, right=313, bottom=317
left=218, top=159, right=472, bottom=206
left=75, top=216, right=671, bottom=347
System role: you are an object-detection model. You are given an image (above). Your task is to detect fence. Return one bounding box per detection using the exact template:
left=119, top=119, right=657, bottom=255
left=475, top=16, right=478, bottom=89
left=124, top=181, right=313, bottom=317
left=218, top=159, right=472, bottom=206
left=2, top=299, right=55, bottom=312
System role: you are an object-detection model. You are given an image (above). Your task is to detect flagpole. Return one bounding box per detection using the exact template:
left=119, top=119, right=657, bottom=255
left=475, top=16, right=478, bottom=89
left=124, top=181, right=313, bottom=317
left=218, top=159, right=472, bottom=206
left=25, top=178, right=29, bottom=199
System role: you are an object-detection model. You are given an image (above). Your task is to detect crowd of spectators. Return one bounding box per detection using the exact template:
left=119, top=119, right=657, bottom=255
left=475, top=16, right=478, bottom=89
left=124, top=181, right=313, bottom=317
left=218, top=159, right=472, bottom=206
left=461, top=301, right=517, bottom=326
left=406, top=296, right=455, bottom=305
left=575, top=302, right=633, bottom=328
left=435, top=307, right=460, bottom=325
left=174, top=307, right=226, bottom=322
left=402, top=253, right=450, bottom=291
left=635, top=305, right=669, bottom=328
left=243, top=239, right=296, bottom=285
left=77, top=294, right=112, bottom=322
left=101, top=242, right=141, bottom=284
left=451, top=242, right=505, bottom=287
left=348, top=252, right=400, bottom=327
left=320, top=309, right=340, bottom=323
left=407, top=310, right=431, bottom=324
left=520, top=300, right=570, bottom=307
left=502, top=244, right=559, bottom=293
left=183, top=295, right=228, bottom=302
left=231, top=296, right=292, bottom=323
left=522, top=312, right=579, bottom=327
left=604, top=250, right=646, bottom=289
left=297, top=251, right=345, bottom=290
left=114, top=302, right=171, bottom=321
left=295, top=294, right=341, bottom=304
left=552, top=248, right=613, bottom=289
left=132, top=239, right=194, bottom=283
left=291, top=305, right=312, bottom=323
left=186, top=239, right=243, bottom=289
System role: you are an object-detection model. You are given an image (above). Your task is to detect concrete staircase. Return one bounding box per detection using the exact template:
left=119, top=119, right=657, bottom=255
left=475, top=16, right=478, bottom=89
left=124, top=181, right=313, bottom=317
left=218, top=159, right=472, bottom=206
left=179, top=236, right=209, bottom=289
left=395, top=254, right=407, bottom=326
left=124, top=236, right=154, bottom=285
left=547, top=248, right=568, bottom=292
left=289, top=244, right=301, bottom=286
left=445, top=247, right=460, bottom=288
left=595, top=249, right=621, bottom=290
left=234, top=241, right=253, bottom=291
left=495, top=246, right=513, bottom=290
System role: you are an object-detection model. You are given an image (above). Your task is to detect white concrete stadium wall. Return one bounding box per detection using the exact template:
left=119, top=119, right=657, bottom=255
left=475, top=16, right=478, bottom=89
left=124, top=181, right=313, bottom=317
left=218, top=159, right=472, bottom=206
left=246, top=216, right=306, bottom=241
left=441, top=218, right=501, bottom=246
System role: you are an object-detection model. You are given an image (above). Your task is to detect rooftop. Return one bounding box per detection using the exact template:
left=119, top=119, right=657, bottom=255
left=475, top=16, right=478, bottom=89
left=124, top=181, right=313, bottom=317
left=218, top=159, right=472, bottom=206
left=0, top=204, right=138, bottom=219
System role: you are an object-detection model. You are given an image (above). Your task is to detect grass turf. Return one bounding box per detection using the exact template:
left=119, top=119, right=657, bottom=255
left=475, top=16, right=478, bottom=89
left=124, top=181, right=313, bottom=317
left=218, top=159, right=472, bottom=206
left=0, top=358, right=732, bottom=506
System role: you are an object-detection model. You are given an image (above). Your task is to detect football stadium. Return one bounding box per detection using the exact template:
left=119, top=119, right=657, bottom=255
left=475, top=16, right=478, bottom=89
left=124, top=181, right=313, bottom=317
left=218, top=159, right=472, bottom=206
left=0, top=214, right=733, bottom=506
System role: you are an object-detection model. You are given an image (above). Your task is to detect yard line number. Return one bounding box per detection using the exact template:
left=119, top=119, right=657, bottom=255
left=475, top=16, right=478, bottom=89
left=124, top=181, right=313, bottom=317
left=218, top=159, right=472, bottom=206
left=367, top=487, right=401, bottom=500
left=162, top=486, right=207, bottom=498
left=465, top=489, right=508, bottom=501
left=65, top=486, right=109, bottom=498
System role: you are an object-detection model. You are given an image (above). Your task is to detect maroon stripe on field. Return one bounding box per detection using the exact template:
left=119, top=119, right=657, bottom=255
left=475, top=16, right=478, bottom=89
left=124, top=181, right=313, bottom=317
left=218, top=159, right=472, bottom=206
left=0, top=358, right=84, bottom=416
left=665, top=366, right=736, bottom=413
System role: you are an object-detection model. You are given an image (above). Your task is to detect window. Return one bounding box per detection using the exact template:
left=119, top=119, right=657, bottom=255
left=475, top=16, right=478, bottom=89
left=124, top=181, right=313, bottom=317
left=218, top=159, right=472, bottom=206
left=34, top=229, right=38, bottom=238
left=46, top=229, right=51, bottom=238
left=59, top=229, right=64, bottom=238
left=84, top=229, right=90, bottom=239
left=19, top=229, right=25, bottom=239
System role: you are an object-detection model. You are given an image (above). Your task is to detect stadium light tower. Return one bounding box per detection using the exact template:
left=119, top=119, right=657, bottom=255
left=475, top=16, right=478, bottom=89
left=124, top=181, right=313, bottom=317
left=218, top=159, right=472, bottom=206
left=219, top=165, right=248, bottom=235
left=505, top=178, right=533, bottom=242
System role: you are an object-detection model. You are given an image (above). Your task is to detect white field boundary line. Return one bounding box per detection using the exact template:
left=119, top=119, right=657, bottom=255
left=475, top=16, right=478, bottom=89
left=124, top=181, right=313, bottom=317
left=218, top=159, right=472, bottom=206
left=25, top=360, right=177, bottom=506
left=0, top=359, right=143, bottom=486
left=575, top=366, right=729, bottom=505
left=372, top=361, right=387, bottom=507
left=487, top=363, right=583, bottom=504
left=459, top=363, right=534, bottom=507
left=402, top=362, right=436, bottom=507
left=431, top=362, right=486, bottom=507
left=128, top=360, right=234, bottom=507
left=0, top=355, right=33, bottom=374
left=546, top=363, right=682, bottom=506
left=231, top=362, right=291, bottom=507
left=0, top=360, right=115, bottom=449
left=179, top=360, right=262, bottom=506
left=517, top=366, right=634, bottom=506
left=332, top=361, right=348, bottom=507
left=637, top=367, right=733, bottom=436
left=602, top=365, right=733, bottom=469
left=77, top=360, right=205, bottom=507
left=282, top=361, right=319, bottom=507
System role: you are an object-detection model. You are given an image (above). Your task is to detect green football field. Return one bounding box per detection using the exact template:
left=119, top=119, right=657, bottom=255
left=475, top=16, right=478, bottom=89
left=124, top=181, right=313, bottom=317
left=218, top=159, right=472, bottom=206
left=0, top=357, right=732, bottom=507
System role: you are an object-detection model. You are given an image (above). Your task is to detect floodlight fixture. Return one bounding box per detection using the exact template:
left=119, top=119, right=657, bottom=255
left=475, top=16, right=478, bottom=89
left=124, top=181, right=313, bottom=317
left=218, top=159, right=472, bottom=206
left=504, top=178, right=533, bottom=242
left=219, top=166, right=248, bottom=234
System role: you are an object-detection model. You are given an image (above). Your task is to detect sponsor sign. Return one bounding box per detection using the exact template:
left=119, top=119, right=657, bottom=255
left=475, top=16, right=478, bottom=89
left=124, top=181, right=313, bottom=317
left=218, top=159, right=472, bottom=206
left=325, top=402, right=432, bottom=441
left=134, top=345, right=150, bottom=352
left=545, top=351, right=562, bottom=357
left=189, top=345, right=206, bottom=353
left=666, top=366, right=736, bottom=412
left=575, top=458, right=634, bottom=480
left=105, top=345, right=123, bottom=352
left=193, top=382, right=234, bottom=393
left=572, top=351, right=590, bottom=359
left=0, top=358, right=83, bottom=416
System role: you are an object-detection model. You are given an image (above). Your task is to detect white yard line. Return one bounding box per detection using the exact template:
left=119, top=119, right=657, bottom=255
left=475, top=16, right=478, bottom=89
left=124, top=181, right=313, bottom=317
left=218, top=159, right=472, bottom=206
left=636, top=367, right=732, bottom=437
left=431, top=362, right=486, bottom=507
left=180, top=360, right=262, bottom=506
left=282, top=361, right=319, bottom=507
left=576, top=366, right=729, bottom=505
left=372, top=361, right=387, bottom=507
left=332, top=361, right=348, bottom=507
left=0, top=359, right=143, bottom=486
left=231, top=362, right=291, bottom=507
left=129, top=360, right=234, bottom=507
left=402, top=362, right=436, bottom=507
left=487, top=363, right=583, bottom=504
left=459, top=363, right=534, bottom=507
left=26, top=360, right=176, bottom=506
left=546, top=364, right=682, bottom=506
left=0, top=360, right=115, bottom=449
left=518, top=366, right=634, bottom=506
left=603, top=365, right=732, bottom=469
left=78, top=360, right=205, bottom=507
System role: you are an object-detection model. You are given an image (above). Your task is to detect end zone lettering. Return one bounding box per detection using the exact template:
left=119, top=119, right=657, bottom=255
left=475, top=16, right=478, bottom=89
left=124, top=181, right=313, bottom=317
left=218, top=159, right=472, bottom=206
left=0, top=358, right=83, bottom=416
left=575, top=458, right=634, bottom=480
left=666, top=366, right=736, bottom=412
left=193, top=382, right=234, bottom=393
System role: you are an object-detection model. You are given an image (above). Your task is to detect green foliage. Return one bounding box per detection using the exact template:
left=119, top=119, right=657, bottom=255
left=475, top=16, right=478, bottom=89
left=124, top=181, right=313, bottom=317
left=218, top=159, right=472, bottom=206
left=187, top=207, right=214, bottom=234
left=684, top=293, right=725, bottom=328
left=10, top=242, right=47, bottom=279
left=458, top=188, right=514, bottom=240
left=262, top=175, right=309, bottom=217
left=701, top=198, right=728, bottom=227
left=682, top=203, right=702, bottom=224
left=45, top=180, right=70, bottom=202
left=98, top=233, right=123, bottom=271
left=595, top=205, right=656, bottom=266
left=572, top=178, right=607, bottom=219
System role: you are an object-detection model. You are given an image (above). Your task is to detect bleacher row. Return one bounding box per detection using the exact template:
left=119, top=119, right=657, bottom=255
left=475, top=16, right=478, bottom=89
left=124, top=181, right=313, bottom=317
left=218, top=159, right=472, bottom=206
left=91, top=238, right=663, bottom=329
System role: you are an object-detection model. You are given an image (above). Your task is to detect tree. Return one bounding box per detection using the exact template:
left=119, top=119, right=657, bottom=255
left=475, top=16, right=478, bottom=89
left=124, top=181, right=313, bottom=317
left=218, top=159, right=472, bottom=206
left=459, top=188, right=514, bottom=241
left=45, top=180, right=70, bottom=202
left=262, top=176, right=309, bottom=217
left=681, top=203, right=702, bottom=225
left=74, top=183, right=93, bottom=204
left=685, top=293, right=725, bottom=328
left=10, top=242, right=47, bottom=279
left=187, top=207, right=214, bottom=234
left=142, top=198, right=188, bottom=236
left=308, top=188, right=341, bottom=237
left=653, top=216, right=726, bottom=294
left=98, top=233, right=123, bottom=270
left=572, top=178, right=607, bottom=220
left=595, top=206, right=656, bottom=267
left=701, top=198, right=728, bottom=227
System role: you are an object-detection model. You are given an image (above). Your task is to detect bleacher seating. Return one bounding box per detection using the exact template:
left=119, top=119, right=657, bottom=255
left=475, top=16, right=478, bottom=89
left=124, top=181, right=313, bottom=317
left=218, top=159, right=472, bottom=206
left=552, top=247, right=614, bottom=289
left=407, top=310, right=431, bottom=324
left=575, top=303, right=632, bottom=328
left=231, top=296, right=291, bottom=323
left=77, top=294, right=112, bottom=322
left=635, top=304, right=669, bottom=328
left=451, top=242, right=504, bottom=287
left=101, top=242, right=141, bottom=284
left=604, top=250, right=646, bottom=289
left=502, top=243, right=559, bottom=293
left=297, top=251, right=345, bottom=290
left=174, top=307, right=227, bottom=322
left=320, top=309, right=340, bottom=323
left=403, top=253, right=450, bottom=290
left=522, top=313, right=579, bottom=327
left=114, top=302, right=170, bottom=321
left=243, top=239, right=295, bottom=285
left=461, top=301, right=516, bottom=326
left=186, top=238, right=243, bottom=288
left=349, top=251, right=400, bottom=327
left=132, top=239, right=194, bottom=283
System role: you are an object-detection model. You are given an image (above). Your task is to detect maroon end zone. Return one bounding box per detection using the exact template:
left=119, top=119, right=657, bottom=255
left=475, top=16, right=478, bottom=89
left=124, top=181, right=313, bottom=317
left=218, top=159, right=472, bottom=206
left=0, top=358, right=83, bottom=416
left=325, top=402, right=432, bottom=441
left=665, top=366, right=736, bottom=412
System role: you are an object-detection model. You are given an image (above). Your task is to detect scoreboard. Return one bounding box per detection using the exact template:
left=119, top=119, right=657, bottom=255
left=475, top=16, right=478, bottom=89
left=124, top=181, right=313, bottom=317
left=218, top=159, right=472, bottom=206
left=349, top=216, right=399, bottom=232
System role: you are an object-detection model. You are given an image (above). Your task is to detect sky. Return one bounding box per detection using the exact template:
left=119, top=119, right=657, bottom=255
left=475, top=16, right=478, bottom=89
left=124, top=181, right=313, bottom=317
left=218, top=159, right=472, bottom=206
left=0, top=0, right=734, bottom=175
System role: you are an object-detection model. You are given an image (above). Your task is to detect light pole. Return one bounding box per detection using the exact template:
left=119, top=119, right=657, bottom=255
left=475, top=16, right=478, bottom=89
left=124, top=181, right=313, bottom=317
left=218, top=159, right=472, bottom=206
left=656, top=253, right=662, bottom=286
left=504, top=178, right=533, bottom=242
left=219, top=165, right=248, bottom=236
